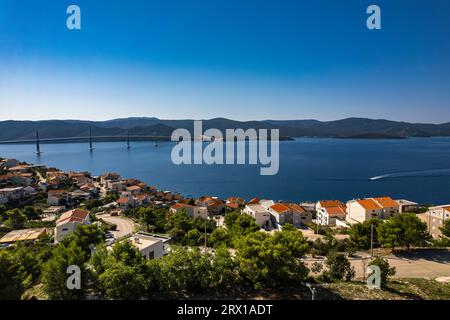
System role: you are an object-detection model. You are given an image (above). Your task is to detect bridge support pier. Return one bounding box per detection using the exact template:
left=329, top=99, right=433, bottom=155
left=35, top=131, right=41, bottom=155
left=89, top=129, right=94, bottom=151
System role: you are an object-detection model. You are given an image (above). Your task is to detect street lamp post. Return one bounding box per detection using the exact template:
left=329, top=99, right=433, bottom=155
left=306, top=283, right=316, bottom=301
left=370, top=222, right=374, bottom=257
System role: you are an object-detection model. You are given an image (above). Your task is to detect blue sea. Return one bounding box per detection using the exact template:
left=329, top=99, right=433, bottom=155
left=1, top=137, right=450, bottom=204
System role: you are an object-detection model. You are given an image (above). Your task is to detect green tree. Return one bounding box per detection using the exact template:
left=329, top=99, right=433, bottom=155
left=22, top=206, right=43, bottom=220
left=109, top=240, right=146, bottom=267
left=165, top=210, right=193, bottom=242
left=440, top=219, right=450, bottom=238
left=41, top=241, right=87, bottom=299
left=64, top=224, right=105, bottom=256
left=230, top=214, right=260, bottom=238
left=83, top=199, right=103, bottom=210
left=378, top=214, right=430, bottom=250
left=0, top=251, right=27, bottom=299
left=235, top=229, right=309, bottom=288
left=193, top=216, right=216, bottom=233
left=348, top=218, right=382, bottom=250
left=136, top=207, right=167, bottom=232
left=157, top=246, right=212, bottom=291
left=0, top=204, right=7, bottom=221
left=368, top=256, right=396, bottom=288
left=98, top=262, right=146, bottom=300
left=325, top=251, right=355, bottom=281
left=186, top=229, right=202, bottom=246
left=102, top=192, right=119, bottom=205
left=4, top=208, right=28, bottom=229
left=377, top=220, right=402, bottom=251
left=9, top=241, right=52, bottom=283
left=209, top=246, right=237, bottom=288
left=210, top=228, right=232, bottom=248
left=224, top=211, right=240, bottom=229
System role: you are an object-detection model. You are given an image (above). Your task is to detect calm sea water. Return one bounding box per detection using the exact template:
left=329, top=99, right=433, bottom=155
left=1, top=138, right=450, bottom=204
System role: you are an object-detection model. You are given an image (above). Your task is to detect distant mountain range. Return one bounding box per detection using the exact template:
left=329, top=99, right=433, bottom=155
left=1, top=117, right=450, bottom=141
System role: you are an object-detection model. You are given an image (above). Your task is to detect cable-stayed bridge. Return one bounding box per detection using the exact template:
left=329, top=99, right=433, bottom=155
left=0, top=130, right=173, bottom=155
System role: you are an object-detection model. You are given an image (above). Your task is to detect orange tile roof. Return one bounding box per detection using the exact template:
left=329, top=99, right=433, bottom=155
left=372, top=196, right=399, bottom=208
left=171, top=203, right=194, bottom=210
left=247, top=198, right=260, bottom=204
left=57, top=209, right=89, bottom=225
left=117, top=197, right=130, bottom=204
left=319, top=200, right=345, bottom=208
left=270, top=203, right=291, bottom=213
left=324, top=206, right=347, bottom=216
left=286, top=203, right=306, bottom=213
left=357, top=199, right=382, bottom=211
left=226, top=203, right=239, bottom=209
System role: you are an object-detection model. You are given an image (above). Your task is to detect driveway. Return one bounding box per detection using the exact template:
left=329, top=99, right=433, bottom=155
left=304, top=250, right=450, bottom=279
left=99, top=214, right=136, bottom=239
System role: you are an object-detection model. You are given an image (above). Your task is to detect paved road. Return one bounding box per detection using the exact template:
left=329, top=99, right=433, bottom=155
left=99, top=214, right=136, bottom=239
left=305, top=250, right=450, bottom=279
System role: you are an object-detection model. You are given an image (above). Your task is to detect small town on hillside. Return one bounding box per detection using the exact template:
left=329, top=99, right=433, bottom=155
left=1, top=156, right=449, bottom=300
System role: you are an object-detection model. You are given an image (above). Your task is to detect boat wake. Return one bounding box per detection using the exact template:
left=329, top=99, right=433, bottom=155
left=369, top=168, right=450, bottom=181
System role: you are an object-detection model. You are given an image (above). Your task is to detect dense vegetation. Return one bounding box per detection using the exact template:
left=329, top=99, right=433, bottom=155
left=1, top=203, right=448, bottom=300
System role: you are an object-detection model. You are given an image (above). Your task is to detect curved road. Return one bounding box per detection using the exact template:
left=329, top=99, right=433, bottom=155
left=99, top=214, right=136, bottom=239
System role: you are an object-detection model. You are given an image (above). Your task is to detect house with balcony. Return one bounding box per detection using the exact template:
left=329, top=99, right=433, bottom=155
left=268, top=203, right=312, bottom=227
left=346, top=196, right=400, bottom=224
left=243, top=204, right=271, bottom=227
left=422, top=205, right=450, bottom=239
left=170, top=203, right=208, bottom=219
left=316, top=200, right=347, bottom=226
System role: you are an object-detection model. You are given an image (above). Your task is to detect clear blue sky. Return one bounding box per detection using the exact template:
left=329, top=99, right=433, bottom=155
left=1, top=0, right=450, bottom=122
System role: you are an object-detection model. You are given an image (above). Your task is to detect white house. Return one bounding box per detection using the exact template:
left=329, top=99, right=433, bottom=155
left=0, top=187, right=25, bottom=203
left=47, top=190, right=69, bottom=206
left=126, top=232, right=171, bottom=259
left=315, top=200, right=347, bottom=226
left=243, top=204, right=271, bottom=227
left=54, top=209, right=90, bottom=243
left=317, top=206, right=347, bottom=226
left=268, top=203, right=311, bottom=226
left=346, top=196, right=399, bottom=224
left=169, top=203, right=208, bottom=219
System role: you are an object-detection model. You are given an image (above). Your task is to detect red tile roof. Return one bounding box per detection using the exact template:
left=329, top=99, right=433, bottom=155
left=357, top=199, right=382, bottom=211
left=117, top=197, right=130, bottom=204
left=57, top=209, right=89, bottom=225
left=324, top=206, right=347, bottom=216
left=171, top=203, right=194, bottom=210
left=226, top=202, right=239, bottom=209
left=319, top=200, right=345, bottom=208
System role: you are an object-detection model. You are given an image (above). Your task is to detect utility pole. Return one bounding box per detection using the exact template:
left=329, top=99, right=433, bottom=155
left=35, top=130, right=41, bottom=155
left=370, top=222, right=374, bottom=257
left=204, top=218, right=207, bottom=252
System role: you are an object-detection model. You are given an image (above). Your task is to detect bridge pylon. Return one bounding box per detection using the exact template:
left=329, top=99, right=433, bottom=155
left=89, top=129, right=94, bottom=151
left=35, top=130, right=41, bottom=155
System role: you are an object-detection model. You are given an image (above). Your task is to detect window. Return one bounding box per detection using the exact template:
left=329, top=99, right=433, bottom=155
left=62, top=228, right=68, bottom=232
left=148, top=251, right=155, bottom=259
